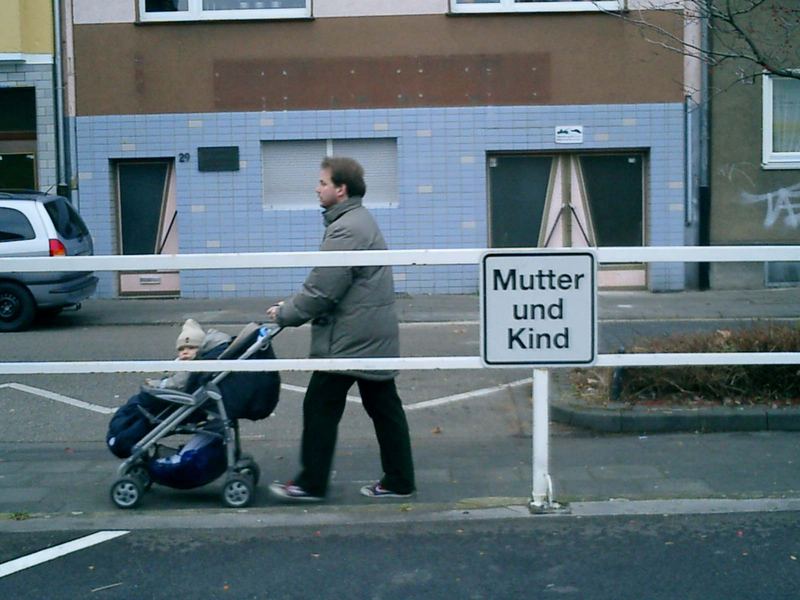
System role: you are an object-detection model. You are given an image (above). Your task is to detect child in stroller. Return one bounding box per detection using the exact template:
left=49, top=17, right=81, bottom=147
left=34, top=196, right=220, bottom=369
left=107, top=320, right=280, bottom=509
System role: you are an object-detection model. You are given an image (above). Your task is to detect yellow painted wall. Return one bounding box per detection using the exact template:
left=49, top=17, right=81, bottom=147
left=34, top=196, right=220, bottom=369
left=0, top=0, right=54, bottom=55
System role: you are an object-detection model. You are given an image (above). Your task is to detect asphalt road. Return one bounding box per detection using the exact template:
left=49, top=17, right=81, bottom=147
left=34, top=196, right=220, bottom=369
left=2, top=511, right=799, bottom=599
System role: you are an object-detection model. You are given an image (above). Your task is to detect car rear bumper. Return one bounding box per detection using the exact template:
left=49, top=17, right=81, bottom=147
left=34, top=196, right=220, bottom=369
left=31, top=273, right=98, bottom=308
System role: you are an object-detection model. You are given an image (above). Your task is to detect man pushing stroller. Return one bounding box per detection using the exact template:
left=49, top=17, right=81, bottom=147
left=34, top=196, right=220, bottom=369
left=267, top=157, right=416, bottom=503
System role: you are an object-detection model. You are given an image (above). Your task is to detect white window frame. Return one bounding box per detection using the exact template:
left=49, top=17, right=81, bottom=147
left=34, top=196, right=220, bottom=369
left=763, top=73, right=800, bottom=169
left=449, top=0, right=622, bottom=14
left=138, top=0, right=310, bottom=22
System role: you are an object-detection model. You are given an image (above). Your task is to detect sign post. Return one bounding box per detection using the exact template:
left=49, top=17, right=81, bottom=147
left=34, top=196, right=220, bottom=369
left=480, top=250, right=597, bottom=511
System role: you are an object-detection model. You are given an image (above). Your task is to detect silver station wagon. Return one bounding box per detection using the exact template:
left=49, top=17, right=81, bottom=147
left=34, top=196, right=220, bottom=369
left=0, top=190, right=97, bottom=331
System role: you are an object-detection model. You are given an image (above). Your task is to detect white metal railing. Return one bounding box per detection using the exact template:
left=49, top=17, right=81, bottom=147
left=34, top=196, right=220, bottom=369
left=2, top=245, right=799, bottom=512
left=3, top=246, right=798, bottom=374
left=3, top=351, right=797, bottom=376
left=2, top=245, right=800, bottom=273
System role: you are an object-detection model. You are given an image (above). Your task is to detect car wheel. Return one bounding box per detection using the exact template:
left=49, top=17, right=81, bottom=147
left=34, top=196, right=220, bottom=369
left=0, top=282, right=36, bottom=332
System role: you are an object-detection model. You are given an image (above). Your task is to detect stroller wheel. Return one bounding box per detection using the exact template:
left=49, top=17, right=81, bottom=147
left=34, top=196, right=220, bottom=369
left=237, top=459, right=261, bottom=486
left=129, top=465, right=153, bottom=491
left=222, top=474, right=254, bottom=508
left=111, top=477, right=143, bottom=509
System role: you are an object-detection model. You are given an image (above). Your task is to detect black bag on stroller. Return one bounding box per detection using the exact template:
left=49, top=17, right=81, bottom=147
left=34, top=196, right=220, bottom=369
left=106, top=390, right=171, bottom=459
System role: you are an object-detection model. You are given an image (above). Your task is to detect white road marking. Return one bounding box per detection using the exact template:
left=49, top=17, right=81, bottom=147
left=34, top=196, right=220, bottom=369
left=0, top=378, right=533, bottom=417
left=280, top=378, right=533, bottom=410
left=0, top=383, right=116, bottom=415
left=400, top=320, right=477, bottom=328
left=404, top=377, right=533, bottom=411
left=91, top=582, right=124, bottom=593
left=0, top=530, right=129, bottom=578
left=280, top=383, right=361, bottom=403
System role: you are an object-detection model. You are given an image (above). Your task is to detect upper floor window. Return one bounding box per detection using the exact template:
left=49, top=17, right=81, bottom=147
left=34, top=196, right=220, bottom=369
left=140, top=0, right=309, bottom=22
left=450, top=0, right=622, bottom=13
left=763, top=74, right=800, bottom=169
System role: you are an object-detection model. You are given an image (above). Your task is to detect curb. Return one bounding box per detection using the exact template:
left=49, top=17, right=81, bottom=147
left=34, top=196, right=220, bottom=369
left=551, top=401, right=800, bottom=434
left=6, top=497, right=800, bottom=533
left=549, top=370, right=800, bottom=434
left=0, top=500, right=533, bottom=533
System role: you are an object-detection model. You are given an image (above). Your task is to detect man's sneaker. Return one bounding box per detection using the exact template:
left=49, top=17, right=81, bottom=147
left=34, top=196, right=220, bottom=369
left=269, top=481, right=323, bottom=503
left=360, top=482, right=415, bottom=499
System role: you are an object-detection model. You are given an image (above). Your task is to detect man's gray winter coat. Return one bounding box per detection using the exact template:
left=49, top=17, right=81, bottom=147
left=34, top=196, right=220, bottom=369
left=276, top=196, right=399, bottom=380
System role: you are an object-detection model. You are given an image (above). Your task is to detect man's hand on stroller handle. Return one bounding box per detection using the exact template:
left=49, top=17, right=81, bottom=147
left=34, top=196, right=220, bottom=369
left=266, top=301, right=283, bottom=322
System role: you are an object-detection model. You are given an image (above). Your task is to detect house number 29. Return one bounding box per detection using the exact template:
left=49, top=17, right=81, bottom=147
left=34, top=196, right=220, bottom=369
left=178, top=153, right=190, bottom=163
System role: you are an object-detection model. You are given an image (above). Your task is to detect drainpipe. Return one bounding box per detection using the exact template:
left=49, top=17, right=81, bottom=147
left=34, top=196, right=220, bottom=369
left=697, top=1, right=711, bottom=290
left=52, top=0, right=68, bottom=198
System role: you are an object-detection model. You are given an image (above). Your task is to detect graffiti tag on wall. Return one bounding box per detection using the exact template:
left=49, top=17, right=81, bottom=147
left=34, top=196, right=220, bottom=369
left=741, top=183, right=800, bottom=229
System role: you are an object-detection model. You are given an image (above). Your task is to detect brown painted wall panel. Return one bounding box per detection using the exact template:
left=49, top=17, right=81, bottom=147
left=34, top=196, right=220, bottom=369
left=74, top=13, right=683, bottom=116
left=214, top=54, right=551, bottom=110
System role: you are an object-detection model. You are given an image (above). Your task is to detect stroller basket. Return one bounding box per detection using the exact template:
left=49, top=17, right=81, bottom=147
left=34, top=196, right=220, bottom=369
left=108, top=323, right=281, bottom=509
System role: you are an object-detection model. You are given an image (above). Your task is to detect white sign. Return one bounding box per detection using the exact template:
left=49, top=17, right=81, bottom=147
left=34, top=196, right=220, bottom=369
left=555, top=125, right=583, bottom=144
left=481, top=250, right=596, bottom=367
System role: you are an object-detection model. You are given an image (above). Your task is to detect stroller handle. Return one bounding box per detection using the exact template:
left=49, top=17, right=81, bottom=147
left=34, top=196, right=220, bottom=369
left=256, top=323, right=283, bottom=348
left=258, top=324, right=283, bottom=344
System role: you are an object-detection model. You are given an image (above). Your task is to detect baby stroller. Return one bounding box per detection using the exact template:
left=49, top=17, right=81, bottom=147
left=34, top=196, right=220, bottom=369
left=109, top=323, right=280, bottom=509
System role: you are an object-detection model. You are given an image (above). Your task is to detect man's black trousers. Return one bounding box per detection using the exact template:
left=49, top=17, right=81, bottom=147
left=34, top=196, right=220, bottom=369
left=294, top=371, right=415, bottom=497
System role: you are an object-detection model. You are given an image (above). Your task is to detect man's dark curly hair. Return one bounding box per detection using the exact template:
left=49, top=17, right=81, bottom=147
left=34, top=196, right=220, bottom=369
left=321, top=156, right=366, bottom=198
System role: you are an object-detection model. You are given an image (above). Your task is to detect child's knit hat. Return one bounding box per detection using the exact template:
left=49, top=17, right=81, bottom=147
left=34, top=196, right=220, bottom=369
left=176, top=318, right=205, bottom=350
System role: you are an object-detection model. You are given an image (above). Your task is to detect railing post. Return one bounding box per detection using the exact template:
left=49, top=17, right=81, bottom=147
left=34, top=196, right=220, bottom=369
left=530, top=368, right=555, bottom=513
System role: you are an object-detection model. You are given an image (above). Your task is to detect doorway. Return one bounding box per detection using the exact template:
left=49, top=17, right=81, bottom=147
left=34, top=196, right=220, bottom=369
left=115, top=160, right=180, bottom=296
left=0, top=87, right=37, bottom=190
left=488, top=152, right=647, bottom=289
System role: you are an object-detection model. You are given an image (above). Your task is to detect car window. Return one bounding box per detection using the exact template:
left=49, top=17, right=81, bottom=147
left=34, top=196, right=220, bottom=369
left=44, top=197, right=90, bottom=240
left=0, top=207, right=36, bottom=242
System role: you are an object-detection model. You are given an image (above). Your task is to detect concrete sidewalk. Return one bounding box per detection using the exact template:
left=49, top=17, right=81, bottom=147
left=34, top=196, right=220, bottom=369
left=58, top=286, right=800, bottom=326
left=2, top=427, right=800, bottom=530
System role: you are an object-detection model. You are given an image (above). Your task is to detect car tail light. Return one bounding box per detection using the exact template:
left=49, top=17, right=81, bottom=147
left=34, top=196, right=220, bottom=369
left=49, top=239, right=67, bottom=256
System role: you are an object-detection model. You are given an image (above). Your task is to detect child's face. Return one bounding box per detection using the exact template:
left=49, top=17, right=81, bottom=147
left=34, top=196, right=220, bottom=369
left=177, top=345, right=199, bottom=360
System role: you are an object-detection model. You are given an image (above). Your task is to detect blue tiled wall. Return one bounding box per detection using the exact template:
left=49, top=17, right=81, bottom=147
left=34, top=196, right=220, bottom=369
left=75, top=103, right=686, bottom=297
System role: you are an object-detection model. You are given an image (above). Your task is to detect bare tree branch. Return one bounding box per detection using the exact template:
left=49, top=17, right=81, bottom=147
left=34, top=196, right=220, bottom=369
left=596, top=0, right=800, bottom=81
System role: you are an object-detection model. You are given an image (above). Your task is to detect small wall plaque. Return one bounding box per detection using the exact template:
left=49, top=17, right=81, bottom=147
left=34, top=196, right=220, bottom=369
left=555, top=125, right=584, bottom=144
left=198, top=146, right=240, bottom=172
